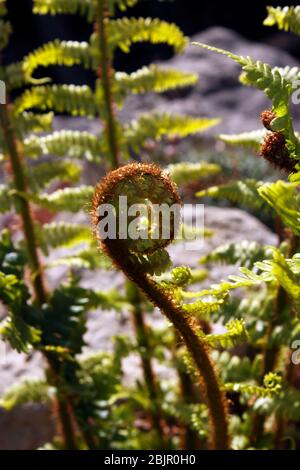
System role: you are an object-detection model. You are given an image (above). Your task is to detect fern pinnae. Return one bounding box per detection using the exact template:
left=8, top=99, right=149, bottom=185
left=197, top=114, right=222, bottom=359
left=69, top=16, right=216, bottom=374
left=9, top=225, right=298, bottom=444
left=92, top=163, right=230, bottom=450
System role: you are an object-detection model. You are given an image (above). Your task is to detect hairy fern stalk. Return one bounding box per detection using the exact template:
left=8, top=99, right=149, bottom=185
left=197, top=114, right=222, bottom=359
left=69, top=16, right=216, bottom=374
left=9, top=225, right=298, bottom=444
left=1, top=0, right=300, bottom=451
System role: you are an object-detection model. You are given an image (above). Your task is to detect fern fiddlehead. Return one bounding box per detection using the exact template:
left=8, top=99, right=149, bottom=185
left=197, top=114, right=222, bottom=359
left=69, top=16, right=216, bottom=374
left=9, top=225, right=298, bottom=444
left=92, top=163, right=230, bottom=450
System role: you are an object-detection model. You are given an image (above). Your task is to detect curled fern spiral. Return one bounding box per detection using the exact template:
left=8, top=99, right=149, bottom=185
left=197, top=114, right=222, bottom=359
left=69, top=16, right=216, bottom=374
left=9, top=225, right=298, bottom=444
left=92, top=163, right=229, bottom=450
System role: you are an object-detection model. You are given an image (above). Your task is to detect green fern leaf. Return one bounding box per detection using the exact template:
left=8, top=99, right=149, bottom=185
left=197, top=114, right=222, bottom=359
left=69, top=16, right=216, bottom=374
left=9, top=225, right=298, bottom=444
left=264, top=6, right=300, bottom=35
left=23, top=40, right=95, bottom=82
left=167, top=162, right=221, bottom=186
left=200, top=241, right=272, bottom=268
left=0, top=379, right=51, bottom=411
left=36, top=185, right=94, bottom=213
left=115, top=65, right=197, bottom=98
left=33, top=0, right=137, bottom=19
left=196, top=179, right=266, bottom=211
left=219, top=130, right=267, bottom=151
left=200, top=319, right=248, bottom=349
left=36, top=222, right=91, bottom=255
left=225, top=372, right=282, bottom=398
left=108, top=17, right=188, bottom=53
left=28, top=160, right=81, bottom=191
left=24, top=130, right=102, bottom=162
left=0, top=184, right=12, bottom=213
left=124, top=113, right=220, bottom=153
left=15, top=85, right=97, bottom=117
left=258, top=180, right=300, bottom=235
left=16, top=112, right=54, bottom=135
left=0, top=62, right=25, bottom=90
left=33, top=0, right=96, bottom=21
left=193, top=42, right=300, bottom=159
left=47, top=244, right=112, bottom=270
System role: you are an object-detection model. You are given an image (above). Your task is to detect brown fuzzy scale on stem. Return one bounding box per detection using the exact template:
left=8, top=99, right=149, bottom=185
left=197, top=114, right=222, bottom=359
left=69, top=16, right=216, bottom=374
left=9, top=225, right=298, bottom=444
left=92, top=163, right=230, bottom=450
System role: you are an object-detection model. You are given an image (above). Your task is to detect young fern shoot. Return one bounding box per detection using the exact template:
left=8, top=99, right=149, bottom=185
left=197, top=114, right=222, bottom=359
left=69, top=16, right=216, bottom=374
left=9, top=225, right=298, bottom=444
left=92, top=163, right=230, bottom=450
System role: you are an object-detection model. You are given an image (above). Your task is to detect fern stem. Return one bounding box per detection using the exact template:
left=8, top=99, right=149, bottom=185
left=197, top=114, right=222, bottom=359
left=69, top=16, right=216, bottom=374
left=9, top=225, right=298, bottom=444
left=105, top=243, right=229, bottom=449
left=0, top=105, right=46, bottom=305
left=173, top=334, right=201, bottom=450
left=0, top=103, right=79, bottom=450
left=126, top=281, right=165, bottom=443
left=95, top=0, right=120, bottom=169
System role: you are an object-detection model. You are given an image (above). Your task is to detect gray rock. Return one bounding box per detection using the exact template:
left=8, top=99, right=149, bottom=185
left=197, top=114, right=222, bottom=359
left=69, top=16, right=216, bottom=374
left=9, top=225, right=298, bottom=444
left=0, top=205, right=277, bottom=449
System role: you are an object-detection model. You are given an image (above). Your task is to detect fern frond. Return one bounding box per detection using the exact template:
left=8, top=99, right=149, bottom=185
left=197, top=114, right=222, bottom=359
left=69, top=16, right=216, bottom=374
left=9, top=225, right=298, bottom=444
left=28, top=160, right=81, bottom=191
left=196, top=179, right=266, bottom=211
left=225, top=372, right=282, bottom=398
left=15, top=85, right=96, bottom=117
left=256, top=249, right=300, bottom=313
left=16, top=112, right=54, bottom=135
left=33, top=0, right=96, bottom=21
left=200, top=241, right=272, bottom=268
left=264, top=6, right=300, bottom=35
left=36, top=185, right=94, bottom=213
left=38, top=222, right=91, bottom=253
left=23, top=40, right=94, bottom=83
left=0, top=19, right=11, bottom=50
left=219, top=130, right=267, bottom=151
left=258, top=180, right=300, bottom=235
left=33, top=0, right=137, bottom=19
left=212, top=350, right=262, bottom=384
left=48, top=244, right=112, bottom=270
left=167, top=162, right=221, bottom=186
left=24, top=130, right=102, bottom=162
left=115, top=65, right=197, bottom=98
left=0, top=184, right=12, bottom=213
left=0, top=379, right=51, bottom=411
left=193, top=42, right=300, bottom=158
left=124, top=113, right=220, bottom=153
left=200, top=319, right=248, bottom=349
left=108, top=17, right=188, bottom=53
left=1, top=62, right=25, bottom=90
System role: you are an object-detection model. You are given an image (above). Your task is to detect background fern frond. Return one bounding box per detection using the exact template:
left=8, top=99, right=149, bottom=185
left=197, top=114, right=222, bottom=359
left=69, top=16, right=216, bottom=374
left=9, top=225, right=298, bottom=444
left=15, top=85, right=97, bottom=117
left=219, top=130, right=267, bottom=151
left=200, top=319, right=248, bottom=348
left=108, top=17, right=188, bottom=53
left=23, top=40, right=94, bottom=82
left=196, top=179, right=266, bottom=211
left=24, top=130, right=102, bottom=162
left=28, top=160, right=81, bottom=191
left=200, top=241, right=272, bottom=268
left=0, top=379, right=51, bottom=411
left=36, top=185, right=94, bottom=213
left=16, top=112, right=54, bottom=136
left=264, top=6, right=300, bottom=35
left=0, top=184, right=12, bottom=213
left=33, top=0, right=96, bottom=21
left=258, top=180, right=300, bottom=235
left=167, top=162, right=221, bottom=186
left=193, top=42, right=300, bottom=158
left=115, top=65, right=198, bottom=98
left=37, top=222, right=91, bottom=254
left=124, top=113, right=220, bottom=153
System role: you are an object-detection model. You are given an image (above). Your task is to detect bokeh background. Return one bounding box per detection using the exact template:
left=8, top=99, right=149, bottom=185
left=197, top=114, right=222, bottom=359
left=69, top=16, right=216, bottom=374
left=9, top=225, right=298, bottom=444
left=4, top=0, right=300, bottom=82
